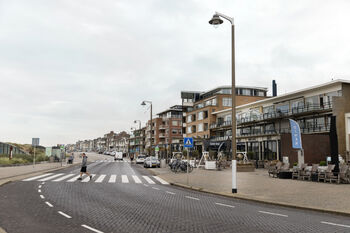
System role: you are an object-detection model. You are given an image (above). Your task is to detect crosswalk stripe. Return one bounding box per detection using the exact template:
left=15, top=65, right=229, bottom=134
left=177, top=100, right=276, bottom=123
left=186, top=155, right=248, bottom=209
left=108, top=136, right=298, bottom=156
left=23, top=173, right=53, bottom=181
left=95, top=175, right=106, bottom=183
left=82, top=174, right=96, bottom=182
left=132, top=175, right=142, bottom=184
left=67, top=175, right=81, bottom=182
left=122, top=175, right=129, bottom=183
left=153, top=176, right=169, bottom=185
left=142, top=176, right=155, bottom=184
left=52, top=174, right=75, bottom=182
left=109, top=175, right=117, bottom=183
left=39, top=173, right=64, bottom=181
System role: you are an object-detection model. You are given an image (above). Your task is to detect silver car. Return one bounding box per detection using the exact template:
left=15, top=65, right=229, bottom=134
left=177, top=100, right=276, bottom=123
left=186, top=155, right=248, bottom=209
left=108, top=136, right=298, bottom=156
left=144, top=156, right=160, bottom=168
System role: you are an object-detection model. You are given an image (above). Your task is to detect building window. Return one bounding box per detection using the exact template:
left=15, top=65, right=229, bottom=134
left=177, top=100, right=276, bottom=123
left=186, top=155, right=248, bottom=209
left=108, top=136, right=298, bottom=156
left=223, top=98, right=232, bottom=107
left=198, top=111, right=204, bottom=120
left=198, top=123, right=203, bottom=132
left=187, top=127, right=192, bottom=134
left=172, top=120, right=178, bottom=126
left=172, top=129, right=177, bottom=134
left=204, top=123, right=208, bottom=131
left=187, top=116, right=192, bottom=123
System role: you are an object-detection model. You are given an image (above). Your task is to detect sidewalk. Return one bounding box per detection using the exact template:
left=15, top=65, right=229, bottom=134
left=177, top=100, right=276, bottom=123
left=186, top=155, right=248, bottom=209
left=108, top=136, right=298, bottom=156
left=0, top=152, right=104, bottom=185
left=150, top=167, right=350, bottom=215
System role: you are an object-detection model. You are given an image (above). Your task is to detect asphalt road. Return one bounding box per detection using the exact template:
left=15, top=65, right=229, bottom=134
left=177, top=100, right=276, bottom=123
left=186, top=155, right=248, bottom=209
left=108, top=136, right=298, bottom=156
left=0, top=154, right=350, bottom=233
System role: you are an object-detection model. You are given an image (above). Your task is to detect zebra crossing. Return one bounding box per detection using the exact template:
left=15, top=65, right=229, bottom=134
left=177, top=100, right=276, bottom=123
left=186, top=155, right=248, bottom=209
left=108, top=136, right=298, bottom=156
left=94, top=160, right=128, bottom=163
left=22, top=173, right=169, bottom=185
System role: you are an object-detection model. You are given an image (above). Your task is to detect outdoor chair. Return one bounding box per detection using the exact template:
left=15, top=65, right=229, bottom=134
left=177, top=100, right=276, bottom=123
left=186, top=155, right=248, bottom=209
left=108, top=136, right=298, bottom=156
left=318, top=164, right=335, bottom=182
left=303, top=164, right=319, bottom=181
left=268, top=161, right=282, bottom=177
left=292, top=164, right=307, bottom=180
left=272, top=161, right=283, bottom=178
left=325, top=164, right=349, bottom=184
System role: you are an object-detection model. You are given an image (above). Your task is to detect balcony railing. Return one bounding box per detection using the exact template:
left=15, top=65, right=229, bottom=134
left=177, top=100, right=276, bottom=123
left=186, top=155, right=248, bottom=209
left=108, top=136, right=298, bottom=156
left=210, top=120, right=232, bottom=129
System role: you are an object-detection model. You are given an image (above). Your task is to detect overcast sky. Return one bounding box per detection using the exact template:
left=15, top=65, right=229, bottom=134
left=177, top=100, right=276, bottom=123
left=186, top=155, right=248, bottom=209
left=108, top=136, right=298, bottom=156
left=1, top=0, right=350, bottom=146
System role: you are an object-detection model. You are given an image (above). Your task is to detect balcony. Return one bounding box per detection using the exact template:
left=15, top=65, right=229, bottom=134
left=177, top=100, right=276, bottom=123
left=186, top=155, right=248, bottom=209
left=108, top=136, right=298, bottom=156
left=210, top=121, right=232, bottom=129
left=237, top=102, right=333, bottom=125
left=159, top=125, right=167, bottom=130
left=159, top=133, right=166, bottom=138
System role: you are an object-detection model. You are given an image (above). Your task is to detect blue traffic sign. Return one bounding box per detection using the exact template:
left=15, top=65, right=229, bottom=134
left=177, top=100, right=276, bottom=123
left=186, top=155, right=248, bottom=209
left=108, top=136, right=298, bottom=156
left=184, top=137, right=194, bottom=148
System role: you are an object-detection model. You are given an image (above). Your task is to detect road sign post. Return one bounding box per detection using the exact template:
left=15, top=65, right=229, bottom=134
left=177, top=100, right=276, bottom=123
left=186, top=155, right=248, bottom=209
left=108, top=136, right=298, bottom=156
left=184, top=137, right=194, bottom=185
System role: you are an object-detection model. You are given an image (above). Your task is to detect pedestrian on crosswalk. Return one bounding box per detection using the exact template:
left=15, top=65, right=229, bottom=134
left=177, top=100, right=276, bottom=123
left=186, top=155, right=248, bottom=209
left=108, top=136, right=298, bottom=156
left=77, top=153, right=92, bottom=181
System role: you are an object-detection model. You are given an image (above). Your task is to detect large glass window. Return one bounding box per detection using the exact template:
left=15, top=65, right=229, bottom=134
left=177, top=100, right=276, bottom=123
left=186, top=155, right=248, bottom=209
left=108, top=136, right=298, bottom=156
left=198, top=111, right=204, bottom=120
left=222, top=98, right=232, bottom=107
left=198, top=123, right=203, bottom=132
left=187, top=116, right=192, bottom=123
left=291, top=99, right=304, bottom=113
left=305, top=96, right=320, bottom=107
left=276, top=102, right=289, bottom=114
left=172, top=120, right=178, bottom=126
left=187, top=127, right=192, bottom=134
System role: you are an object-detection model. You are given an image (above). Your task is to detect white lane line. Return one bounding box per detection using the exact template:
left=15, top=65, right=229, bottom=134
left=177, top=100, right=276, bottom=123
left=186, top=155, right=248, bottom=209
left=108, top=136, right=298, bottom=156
left=52, top=174, right=75, bottom=182
left=95, top=175, right=106, bottom=183
left=22, top=173, right=53, bottom=181
left=40, top=195, right=45, bottom=199
left=166, top=191, right=175, bottom=195
left=108, top=175, right=117, bottom=183
left=258, top=211, right=288, bottom=217
left=39, top=173, right=64, bottom=181
left=142, top=176, right=155, bottom=184
left=132, top=175, right=142, bottom=184
left=321, top=221, right=350, bottom=228
left=38, top=189, right=41, bottom=193
left=215, top=203, right=235, bottom=208
left=121, top=175, right=129, bottom=183
left=67, top=175, right=82, bottom=182
left=143, top=184, right=149, bottom=187
left=82, top=174, right=95, bottom=182
left=38, top=185, right=42, bottom=188
left=58, top=211, right=72, bottom=219
left=45, top=202, right=53, bottom=207
left=81, top=224, right=104, bottom=233
left=41, top=182, right=45, bottom=185
left=185, top=196, right=200, bottom=201
left=153, top=176, right=169, bottom=185
left=152, top=187, right=160, bottom=190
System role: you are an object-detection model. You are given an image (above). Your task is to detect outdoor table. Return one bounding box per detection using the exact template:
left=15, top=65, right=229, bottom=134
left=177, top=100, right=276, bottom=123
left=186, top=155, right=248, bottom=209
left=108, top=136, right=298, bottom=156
left=278, top=171, right=293, bottom=179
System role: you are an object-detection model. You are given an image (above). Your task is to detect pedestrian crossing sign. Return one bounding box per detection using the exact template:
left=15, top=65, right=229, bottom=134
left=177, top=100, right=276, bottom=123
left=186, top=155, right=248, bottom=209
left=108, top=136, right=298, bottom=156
left=184, top=137, right=193, bottom=148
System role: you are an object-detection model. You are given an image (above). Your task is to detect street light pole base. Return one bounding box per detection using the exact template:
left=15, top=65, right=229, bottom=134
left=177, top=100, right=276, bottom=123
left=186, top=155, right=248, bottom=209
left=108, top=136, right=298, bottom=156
left=232, top=189, right=237, bottom=193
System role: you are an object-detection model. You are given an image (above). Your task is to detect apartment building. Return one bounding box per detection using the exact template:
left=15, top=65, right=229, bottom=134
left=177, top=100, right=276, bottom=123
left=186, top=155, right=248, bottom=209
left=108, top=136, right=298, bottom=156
left=210, top=79, right=350, bottom=165
left=145, top=118, right=163, bottom=155
left=181, top=85, right=268, bottom=151
left=129, top=127, right=146, bottom=156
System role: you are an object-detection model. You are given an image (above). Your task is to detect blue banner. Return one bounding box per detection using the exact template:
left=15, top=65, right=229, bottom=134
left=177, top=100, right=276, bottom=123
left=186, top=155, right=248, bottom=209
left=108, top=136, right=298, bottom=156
left=289, top=119, right=302, bottom=149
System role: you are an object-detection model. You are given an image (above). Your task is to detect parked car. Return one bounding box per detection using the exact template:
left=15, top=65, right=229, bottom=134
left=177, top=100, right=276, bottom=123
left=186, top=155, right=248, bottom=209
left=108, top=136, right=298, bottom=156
left=144, top=156, right=160, bottom=168
left=136, top=155, right=146, bottom=164
left=114, top=152, right=123, bottom=161
left=110, top=151, right=116, bottom=156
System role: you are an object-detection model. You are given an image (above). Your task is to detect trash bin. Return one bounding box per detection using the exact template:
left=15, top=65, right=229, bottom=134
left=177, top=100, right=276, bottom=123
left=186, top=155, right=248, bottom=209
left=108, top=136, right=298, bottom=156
left=160, top=159, right=166, bottom=168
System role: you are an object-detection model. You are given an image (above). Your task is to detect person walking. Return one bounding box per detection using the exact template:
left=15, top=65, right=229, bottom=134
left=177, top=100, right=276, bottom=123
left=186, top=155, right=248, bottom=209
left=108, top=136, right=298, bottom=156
left=77, top=153, right=92, bottom=180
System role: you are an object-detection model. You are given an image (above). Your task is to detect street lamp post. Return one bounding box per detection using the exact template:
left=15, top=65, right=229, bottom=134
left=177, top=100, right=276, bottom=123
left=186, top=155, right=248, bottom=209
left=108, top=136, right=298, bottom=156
left=209, top=12, right=237, bottom=193
left=141, top=101, right=153, bottom=156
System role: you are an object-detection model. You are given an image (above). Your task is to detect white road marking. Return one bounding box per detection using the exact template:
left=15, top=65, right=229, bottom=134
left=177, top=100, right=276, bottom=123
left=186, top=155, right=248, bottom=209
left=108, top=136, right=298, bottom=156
left=38, top=189, right=41, bottom=193
left=152, top=187, right=160, bottom=190
left=45, top=202, right=53, bottom=207
left=38, top=185, right=42, bottom=188
left=95, top=175, right=106, bottom=183
left=52, top=174, right=75, bottom=182
left=321, top=221, right=350, bottom=228
left=258, top=211, right=288, bottom=217
left=132, top=175, right=142, bottom=183
left=122, top=175, right=129, bottom=183
left=166, top=191, right=175, bottom=195
left=67, top=175, right=82, bottom=182
left=153, top=176, right=169, bottom=185
left=41, top=182, right=45, bottom=185
left=82, top=174, right=95, bottom=182
left=185, top=196, right=200, bottom=201
left=81, top=224, right=104, bottom=233
left=39, top=173, right=64, bottom=181
left=215, top=203, right=235, bottom=208
left=58, top=211, right=72, bottom=219
left=142, top=176, right=155, bottom=184
left=22, top=173, right=53, bottom=181
left=108, top=175, right=117, bottom=183
left=143, top=184, right=149, bottom=187
left=40, top=195, right=45, bottom=199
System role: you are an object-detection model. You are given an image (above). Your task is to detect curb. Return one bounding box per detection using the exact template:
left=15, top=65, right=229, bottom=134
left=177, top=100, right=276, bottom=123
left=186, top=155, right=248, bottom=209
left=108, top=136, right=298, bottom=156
left=0, top=227, right=7, bottom=233
left=169, top=182, right=350, bottom=217
left=0, top=163, right=80, bottom=187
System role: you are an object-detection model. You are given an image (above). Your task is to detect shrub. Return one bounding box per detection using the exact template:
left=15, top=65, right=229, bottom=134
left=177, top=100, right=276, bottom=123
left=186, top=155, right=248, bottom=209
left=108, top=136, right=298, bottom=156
left=293, top=162, right=298, bottom=166
left=319, top=161, right=327, bottom=166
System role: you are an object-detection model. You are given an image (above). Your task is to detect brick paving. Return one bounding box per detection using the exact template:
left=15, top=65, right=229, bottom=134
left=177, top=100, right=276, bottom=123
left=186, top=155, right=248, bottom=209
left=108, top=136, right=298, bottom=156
left=150, top=167, right=350, bottom=214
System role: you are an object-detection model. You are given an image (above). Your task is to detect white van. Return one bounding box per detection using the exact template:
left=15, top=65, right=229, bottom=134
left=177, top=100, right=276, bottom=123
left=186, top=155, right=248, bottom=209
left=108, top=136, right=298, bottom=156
left=114, top=152, right=123, bottom=161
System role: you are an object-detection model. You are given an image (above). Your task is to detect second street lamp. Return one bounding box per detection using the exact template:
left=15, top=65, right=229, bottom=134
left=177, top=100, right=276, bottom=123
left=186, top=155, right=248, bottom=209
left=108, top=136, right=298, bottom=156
left=209, top=12, right=237, bottom=194
left=141, top=101, right=153, bottom=156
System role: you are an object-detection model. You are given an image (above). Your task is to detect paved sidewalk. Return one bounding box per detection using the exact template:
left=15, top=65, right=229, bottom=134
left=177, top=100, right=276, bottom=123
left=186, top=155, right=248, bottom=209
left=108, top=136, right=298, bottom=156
left=0, top=152, right=106, bottom=184
left=150, top=167, right=350, bottom=215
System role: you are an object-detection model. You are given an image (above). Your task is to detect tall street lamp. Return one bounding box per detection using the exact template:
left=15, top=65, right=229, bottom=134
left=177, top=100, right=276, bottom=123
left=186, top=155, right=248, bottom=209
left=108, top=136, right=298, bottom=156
left=209, top=12, right=237, bottom=193
left=141, top=101, right=153, bottom=156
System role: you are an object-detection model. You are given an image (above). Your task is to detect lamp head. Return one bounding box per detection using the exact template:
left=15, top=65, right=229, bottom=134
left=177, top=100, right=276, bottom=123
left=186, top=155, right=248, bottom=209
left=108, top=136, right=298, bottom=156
left=141, top=101, right=146, bottom=106
left=209, top=14, right=223, bottom=26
